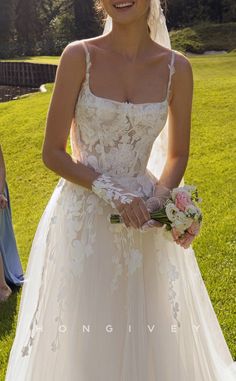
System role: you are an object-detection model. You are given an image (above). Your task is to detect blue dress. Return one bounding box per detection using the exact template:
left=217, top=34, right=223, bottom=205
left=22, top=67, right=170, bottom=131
left=0, top=182, right=24, bottom=287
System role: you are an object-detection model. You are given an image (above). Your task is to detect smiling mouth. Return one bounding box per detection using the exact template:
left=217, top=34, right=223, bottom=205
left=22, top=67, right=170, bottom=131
left=113, top=1, right=135, bottom=10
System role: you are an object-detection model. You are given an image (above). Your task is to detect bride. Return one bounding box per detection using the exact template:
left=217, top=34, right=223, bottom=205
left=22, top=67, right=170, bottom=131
left=5, top=0, right=236, bottom=380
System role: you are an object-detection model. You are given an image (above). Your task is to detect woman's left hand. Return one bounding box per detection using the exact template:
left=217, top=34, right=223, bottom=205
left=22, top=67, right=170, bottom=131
left=141, top=197, right=164, bottom=231
left=0, top=194, right=8, bottom=209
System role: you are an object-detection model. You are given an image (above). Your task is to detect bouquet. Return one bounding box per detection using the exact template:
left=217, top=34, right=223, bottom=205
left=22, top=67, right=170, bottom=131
left=110, top=185, right=203, bottom=249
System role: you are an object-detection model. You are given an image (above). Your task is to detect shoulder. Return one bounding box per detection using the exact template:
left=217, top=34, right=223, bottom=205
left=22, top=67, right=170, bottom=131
left=59, top=36, right=106, bottom=62
left=59, top=40, right=87, bottom=65
left=172, top=50, right=193, bottom=79
left=55, top=40, right=89, bottom=83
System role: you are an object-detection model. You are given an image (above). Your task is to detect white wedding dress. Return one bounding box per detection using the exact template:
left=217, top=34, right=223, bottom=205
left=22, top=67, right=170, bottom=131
left=5, top=41, right=236, bottom=381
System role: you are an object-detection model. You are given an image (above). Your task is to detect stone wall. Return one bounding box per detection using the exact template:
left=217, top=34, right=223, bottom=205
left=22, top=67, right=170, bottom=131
left=0, top=62, right=57, bottom=87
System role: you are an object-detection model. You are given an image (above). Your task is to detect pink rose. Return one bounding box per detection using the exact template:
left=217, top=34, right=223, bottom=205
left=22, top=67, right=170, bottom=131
left=175, top=192, right=192, bottom=212
left=187, top=221, right=200, bottom=236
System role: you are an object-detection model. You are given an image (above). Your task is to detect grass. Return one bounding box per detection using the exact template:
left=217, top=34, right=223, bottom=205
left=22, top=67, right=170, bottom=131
left=0, top=52, right=236, bottom=378
left=170, top=22, right=236, bottom=53
left=0, top=56, right=59, bottom=64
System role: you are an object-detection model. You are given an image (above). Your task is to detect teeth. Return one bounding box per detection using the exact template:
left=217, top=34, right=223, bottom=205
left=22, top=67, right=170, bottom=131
left=114, top=2, right=134, bottom=8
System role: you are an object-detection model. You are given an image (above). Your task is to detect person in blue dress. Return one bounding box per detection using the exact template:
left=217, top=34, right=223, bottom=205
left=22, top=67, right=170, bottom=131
left=0, top=145, right=24, bottom=302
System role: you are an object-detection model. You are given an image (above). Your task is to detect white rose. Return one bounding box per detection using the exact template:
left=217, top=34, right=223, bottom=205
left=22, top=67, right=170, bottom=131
left=165, top=202, right=179, bottom=222
left=173, top=212, right=192, bottom=234
left=185, top=204, right=198, bottom=217
left=183, top=185, right=196, bottom=195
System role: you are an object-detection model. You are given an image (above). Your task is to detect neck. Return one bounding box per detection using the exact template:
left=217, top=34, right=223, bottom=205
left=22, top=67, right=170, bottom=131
left=106, top=18, right=152, bottom=61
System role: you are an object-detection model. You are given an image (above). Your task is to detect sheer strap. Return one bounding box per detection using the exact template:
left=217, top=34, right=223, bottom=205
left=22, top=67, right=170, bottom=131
left=81, top=40, right=91, bottom=78
left=166, top=50, right=176, bottom=101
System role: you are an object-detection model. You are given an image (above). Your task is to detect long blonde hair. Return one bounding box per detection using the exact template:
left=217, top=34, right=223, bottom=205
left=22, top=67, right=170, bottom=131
left=94, top=0, right=107, bottom=25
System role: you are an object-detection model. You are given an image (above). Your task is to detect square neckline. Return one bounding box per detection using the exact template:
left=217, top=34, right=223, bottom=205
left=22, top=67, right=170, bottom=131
left=81, top=40, right=175, bottom=108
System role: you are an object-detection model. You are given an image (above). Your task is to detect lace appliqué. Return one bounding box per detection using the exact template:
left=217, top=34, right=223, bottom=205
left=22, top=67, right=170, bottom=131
left=92, top=173, right=137, bottom=208
left=50, top=187, right=103, bottom=352
left=108, top=221, right=144, bottom=293
left=154, top=236, right=181, bottom=328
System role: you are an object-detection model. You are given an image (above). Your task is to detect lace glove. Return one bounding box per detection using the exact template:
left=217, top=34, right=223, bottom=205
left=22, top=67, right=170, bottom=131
left=141, top=183, right=171, bottom=230
left=92, top=173, right=140, bottom=209
left=147, top=182, right=172, bottom=210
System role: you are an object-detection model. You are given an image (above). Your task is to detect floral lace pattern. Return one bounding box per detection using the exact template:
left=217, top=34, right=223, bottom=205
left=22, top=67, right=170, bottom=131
left=74, top=41, right=175, bottom=179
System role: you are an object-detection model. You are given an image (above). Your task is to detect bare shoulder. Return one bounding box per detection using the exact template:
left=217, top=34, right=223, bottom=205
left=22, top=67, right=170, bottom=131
left=59, top=40, right=86, bottom=67
left=172, top=50, right=193, bottom=79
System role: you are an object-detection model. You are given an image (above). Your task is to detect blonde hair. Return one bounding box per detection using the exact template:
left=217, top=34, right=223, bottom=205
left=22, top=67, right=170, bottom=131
left=94, top=0, right=107, bottom=25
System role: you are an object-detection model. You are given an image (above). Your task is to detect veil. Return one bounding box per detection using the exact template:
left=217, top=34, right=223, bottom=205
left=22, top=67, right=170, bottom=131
left=103, top=0, right=184, bottom=187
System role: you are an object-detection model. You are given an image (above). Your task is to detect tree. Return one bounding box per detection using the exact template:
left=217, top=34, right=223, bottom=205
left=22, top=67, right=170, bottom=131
left=73, top=0, right=102, bottom=40
left=0, top=0, right=15, bottom=58
left=15, top=0, right=39, bottom=56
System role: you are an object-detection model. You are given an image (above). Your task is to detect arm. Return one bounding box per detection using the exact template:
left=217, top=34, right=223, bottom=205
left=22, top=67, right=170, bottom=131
left=42, top=41, right=150, bottom=228
left=42, top=41, right=100, bottom=189
left=144, top=53, right=193, bottom=228
left=156, top=52, right=194, bottom=191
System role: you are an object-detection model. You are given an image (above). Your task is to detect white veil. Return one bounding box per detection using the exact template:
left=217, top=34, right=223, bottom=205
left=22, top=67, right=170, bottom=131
left=103, top=0, right=184, bottom=187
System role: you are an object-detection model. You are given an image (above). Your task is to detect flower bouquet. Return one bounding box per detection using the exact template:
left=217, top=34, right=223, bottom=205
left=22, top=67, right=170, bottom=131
left=110, top=185, right=203, bottom=249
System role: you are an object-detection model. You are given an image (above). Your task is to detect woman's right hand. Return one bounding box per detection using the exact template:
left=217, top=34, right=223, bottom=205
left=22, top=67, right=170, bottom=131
left=114, top=196, right=151, bottom=229
left=0, top=194, right=8, bottom=209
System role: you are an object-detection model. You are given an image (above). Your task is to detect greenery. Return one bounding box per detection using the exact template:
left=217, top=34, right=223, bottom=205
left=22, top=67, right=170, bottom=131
left=1, top=21, right=236, bottom=63
left=170, top=22, right=236, bottom=53
left=0, top=56, right=59, bottom=64
left=0, top=0, right=236, bottom=58
left=1, top=21, right=236, bottom=60
left=0, top=52, right=236, bottom=379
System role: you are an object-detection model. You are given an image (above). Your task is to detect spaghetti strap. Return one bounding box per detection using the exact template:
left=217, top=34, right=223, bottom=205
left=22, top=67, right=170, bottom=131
left=166, top=50, right=176, bottom=101
left=81, top=40, right=91, bottom=77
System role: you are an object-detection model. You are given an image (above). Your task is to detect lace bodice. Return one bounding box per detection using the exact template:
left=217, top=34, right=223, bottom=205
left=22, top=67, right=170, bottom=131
left=71, top=40, right=176, bottom=198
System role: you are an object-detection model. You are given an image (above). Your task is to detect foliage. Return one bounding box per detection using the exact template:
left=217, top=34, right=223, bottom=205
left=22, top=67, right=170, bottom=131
left=0, top=0, right=236, bottom=58
left=170, top=22, right=236, bottom=53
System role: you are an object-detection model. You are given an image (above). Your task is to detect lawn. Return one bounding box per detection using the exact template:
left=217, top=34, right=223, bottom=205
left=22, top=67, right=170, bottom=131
left=0, top=56, right=59, bottom=65
left=0, top=52, right=235, bottom=379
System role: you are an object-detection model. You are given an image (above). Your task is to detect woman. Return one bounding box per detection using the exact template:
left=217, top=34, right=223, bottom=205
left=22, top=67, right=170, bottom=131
left=5, top=0, right=236, bottom=380
left=0, top=145, right=24, bottom=302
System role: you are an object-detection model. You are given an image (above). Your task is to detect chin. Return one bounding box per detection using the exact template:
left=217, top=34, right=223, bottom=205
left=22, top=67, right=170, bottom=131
left=104, top=0, right=150, bottom=24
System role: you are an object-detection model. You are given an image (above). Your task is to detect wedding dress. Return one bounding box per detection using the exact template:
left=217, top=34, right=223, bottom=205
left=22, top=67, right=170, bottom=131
left=5, top=40, right=236, bottom=381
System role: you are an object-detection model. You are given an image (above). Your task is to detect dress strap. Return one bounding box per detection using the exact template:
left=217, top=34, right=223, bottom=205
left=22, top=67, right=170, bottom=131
left=166, top=50, right=176, bottom=101
left=81, top=40, right=91, bottom=78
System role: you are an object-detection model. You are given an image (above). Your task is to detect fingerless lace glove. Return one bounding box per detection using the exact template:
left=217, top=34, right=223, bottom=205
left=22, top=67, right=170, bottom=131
left=92, top=173, right=139, bottom=209
left=146, top=182, right=171, bottom=212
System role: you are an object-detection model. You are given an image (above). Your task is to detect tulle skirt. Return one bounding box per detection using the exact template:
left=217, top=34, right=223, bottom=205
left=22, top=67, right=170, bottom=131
left=5, top=178, right=236, bottom=380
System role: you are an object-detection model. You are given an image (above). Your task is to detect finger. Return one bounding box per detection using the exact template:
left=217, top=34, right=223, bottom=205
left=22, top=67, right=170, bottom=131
left=148, top=220, right=163, bottom=228
left=129, top=199, right=150, bottom=227
left=126, top=203, right=141, bottom=228
left=142, top=219, right=163, bottom=229
left=138, top=200, right=151, bottom=222
left=120, top=210, right=131, bottom=228
left=127, top=206, right=141, bottom=229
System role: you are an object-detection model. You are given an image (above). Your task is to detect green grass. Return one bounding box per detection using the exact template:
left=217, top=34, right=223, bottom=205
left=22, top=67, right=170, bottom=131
left=0, top=52, right=236, bottom=378
left=0, top=56, right=59, bottom=64
left=170, top=22, right=236, bottom=53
